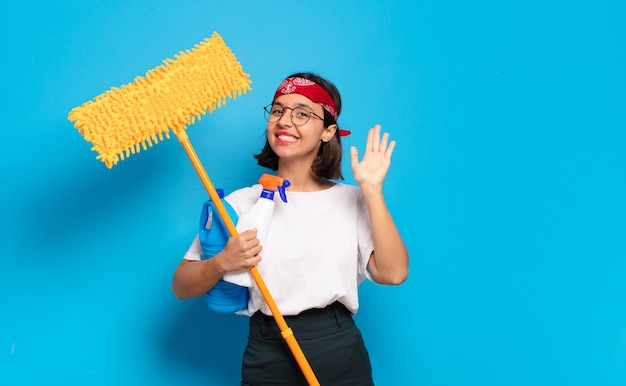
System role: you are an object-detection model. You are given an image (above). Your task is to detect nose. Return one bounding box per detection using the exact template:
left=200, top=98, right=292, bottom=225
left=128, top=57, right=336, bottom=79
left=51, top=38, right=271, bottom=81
left=277, top=107, right=294, bottom=126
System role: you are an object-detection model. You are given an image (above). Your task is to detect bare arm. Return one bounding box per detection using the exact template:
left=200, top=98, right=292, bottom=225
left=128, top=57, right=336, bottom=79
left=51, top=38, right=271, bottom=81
left=172, top=229, right=262, bottom=299
left=350, top=125, right=409, bottom=285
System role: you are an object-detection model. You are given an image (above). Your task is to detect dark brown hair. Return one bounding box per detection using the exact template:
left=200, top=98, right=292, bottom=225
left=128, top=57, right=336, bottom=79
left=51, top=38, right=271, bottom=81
left=254, top=72, right=345, bottom=180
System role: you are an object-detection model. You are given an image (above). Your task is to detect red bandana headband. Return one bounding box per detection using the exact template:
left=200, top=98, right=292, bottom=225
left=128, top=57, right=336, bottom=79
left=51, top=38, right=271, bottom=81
left=273, top=77, right=351, bottom=136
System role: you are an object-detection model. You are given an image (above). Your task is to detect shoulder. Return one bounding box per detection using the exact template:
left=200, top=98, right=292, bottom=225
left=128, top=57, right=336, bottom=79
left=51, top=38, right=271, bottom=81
left=306, top=183, right=363, bottom=208
left=330, top=183, right=362, bottom=199
left=224, top=184, right=262, bottom=215
left=333, top=183, right=360, bottom=193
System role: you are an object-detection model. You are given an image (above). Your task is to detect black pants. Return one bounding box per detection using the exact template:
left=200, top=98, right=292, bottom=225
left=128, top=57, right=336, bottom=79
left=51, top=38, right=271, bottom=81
left=241, top=302, right=374, bottom=386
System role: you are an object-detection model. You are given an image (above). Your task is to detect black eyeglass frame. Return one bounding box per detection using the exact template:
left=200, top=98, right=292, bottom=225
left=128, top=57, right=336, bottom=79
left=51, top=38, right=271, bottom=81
left=263, top=104, right=325, bottom=126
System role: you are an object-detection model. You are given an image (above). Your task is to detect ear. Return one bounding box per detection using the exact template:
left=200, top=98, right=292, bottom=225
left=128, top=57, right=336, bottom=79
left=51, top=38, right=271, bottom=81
left=321, top=124, right=338, bottom=143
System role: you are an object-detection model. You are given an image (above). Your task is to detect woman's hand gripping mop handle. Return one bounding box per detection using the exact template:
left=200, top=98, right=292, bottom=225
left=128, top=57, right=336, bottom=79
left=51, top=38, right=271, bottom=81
left=177, top=131, right=320, bottom=386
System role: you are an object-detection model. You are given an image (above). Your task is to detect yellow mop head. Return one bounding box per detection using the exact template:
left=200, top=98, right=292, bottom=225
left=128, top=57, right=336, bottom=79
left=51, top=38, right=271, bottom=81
left=68, top=32, right=252, bottom=168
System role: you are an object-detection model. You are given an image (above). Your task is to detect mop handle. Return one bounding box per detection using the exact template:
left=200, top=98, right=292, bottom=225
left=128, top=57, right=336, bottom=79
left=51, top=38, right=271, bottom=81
left=176, top=131, right=320, bottom=386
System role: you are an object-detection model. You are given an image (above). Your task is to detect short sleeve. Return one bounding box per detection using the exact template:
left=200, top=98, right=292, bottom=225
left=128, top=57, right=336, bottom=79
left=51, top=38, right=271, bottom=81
left=183, top=235, right=202, bottom=261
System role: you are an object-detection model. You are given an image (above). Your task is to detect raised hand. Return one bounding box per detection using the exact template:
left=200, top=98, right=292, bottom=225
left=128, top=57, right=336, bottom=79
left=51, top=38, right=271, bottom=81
left=349, top=125, right=396, bottom=190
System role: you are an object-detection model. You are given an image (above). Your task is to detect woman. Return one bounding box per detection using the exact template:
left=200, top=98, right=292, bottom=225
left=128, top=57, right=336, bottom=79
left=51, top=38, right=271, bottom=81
left=172, top=72, right=409, bottom=385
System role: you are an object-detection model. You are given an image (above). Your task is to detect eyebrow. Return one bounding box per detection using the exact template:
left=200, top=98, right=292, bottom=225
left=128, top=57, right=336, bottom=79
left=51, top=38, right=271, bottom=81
left=272, top=101, right=314, bottom=110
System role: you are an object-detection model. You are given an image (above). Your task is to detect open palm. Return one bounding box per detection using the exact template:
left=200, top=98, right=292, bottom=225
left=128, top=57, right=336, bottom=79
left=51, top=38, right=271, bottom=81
left=350, top=125, right=396, bottom=189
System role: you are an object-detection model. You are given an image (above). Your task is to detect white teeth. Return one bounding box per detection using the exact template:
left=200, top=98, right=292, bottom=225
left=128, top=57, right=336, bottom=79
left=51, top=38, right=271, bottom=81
left=278, top=135, right=297, bottom=142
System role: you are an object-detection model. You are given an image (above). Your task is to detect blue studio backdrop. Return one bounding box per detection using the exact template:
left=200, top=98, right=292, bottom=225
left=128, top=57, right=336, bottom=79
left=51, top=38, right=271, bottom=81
left=1, top=1, right=625, bottom=385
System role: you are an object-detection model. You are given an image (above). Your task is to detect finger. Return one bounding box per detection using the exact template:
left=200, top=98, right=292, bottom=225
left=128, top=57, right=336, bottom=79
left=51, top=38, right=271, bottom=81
left=386, top=140, right=397, bottom=159
left=235, top=235, right=258, bottom=254
left=246, top=244, right=263, bottom=258
left=239, top=228, right=258, bottom=241
left=366, top=126, right=374, bottom=152
left=247, top=237, right=260, bottom=249
left=246, top=254, right=262, bottom=268
left=371, top=125, right=381, bottom=151
left=350, top=145, right=359, bottom=168
left=380, top=132, right=390, bottom=153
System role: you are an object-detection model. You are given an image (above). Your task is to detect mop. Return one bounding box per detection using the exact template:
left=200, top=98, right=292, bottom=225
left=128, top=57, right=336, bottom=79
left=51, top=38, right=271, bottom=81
left=68, top=32, right=319, bottom=386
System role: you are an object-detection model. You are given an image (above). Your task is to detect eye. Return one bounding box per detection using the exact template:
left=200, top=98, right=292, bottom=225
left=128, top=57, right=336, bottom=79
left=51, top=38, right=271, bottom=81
left=293, top=107, right=311, bottom=119
left=270, top=104, right=283, bottom=115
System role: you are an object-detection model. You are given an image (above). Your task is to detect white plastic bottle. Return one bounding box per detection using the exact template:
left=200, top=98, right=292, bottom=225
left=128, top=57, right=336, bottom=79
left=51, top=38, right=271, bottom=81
left=223, top=174, right=290, bottom=287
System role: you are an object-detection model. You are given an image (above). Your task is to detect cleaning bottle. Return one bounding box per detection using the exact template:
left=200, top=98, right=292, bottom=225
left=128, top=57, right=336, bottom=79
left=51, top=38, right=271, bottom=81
left=199, top=189, right=249, bottom=313
left=223, top=174, right=290, bottom=288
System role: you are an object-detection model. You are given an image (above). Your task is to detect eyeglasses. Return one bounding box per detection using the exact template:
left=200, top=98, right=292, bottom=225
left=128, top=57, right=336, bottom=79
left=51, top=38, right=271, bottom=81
left=263, top=104, right=324, bottom=126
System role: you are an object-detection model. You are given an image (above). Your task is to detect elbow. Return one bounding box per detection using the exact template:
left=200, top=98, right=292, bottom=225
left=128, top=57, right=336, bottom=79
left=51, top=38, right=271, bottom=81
left=172, top=272, right=194, bottom=300
left=396, top=269, right=409, bottom=285
left=171, top=283, right=187, bottom=300
left=370, top=250, right=409, bottom=285
left=373, top=266, right=408, bottom=285
left=172, top=259, right=195, bottom=300
left=386, top=268, right=409, bottom=285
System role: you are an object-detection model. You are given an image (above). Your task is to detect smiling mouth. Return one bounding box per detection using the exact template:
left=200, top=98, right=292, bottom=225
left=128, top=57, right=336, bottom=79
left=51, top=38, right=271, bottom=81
left=277, top=134, right=298, bottom=143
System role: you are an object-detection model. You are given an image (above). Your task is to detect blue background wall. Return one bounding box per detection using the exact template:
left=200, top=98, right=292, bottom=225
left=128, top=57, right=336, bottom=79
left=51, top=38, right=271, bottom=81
left=1, top=1, right=625, bottom=385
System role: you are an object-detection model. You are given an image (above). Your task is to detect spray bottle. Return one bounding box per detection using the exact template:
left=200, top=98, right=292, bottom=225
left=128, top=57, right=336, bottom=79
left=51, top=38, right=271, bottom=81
left=223, top=174, right=290, bottom=288
left=199, top=189, right=249, bottom=313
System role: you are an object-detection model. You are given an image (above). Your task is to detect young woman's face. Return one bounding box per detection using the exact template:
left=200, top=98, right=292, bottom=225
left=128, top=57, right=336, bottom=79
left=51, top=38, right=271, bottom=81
left=266, top=93, right=336, bottom=164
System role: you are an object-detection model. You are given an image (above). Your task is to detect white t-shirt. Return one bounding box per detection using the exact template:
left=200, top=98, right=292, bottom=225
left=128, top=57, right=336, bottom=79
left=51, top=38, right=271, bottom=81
left=183, top=183, right=374, bottom=316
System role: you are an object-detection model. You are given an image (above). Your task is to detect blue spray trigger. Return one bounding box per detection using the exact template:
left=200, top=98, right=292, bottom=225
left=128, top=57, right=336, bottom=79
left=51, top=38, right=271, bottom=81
left=278, top=180, right=290, bottom=203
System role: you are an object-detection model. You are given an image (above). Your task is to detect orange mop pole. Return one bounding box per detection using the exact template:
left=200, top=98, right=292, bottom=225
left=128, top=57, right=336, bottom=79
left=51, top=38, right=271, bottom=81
left=176, top=130, right=319, bottom=385
left=68, top=32, right=319, bottom=385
